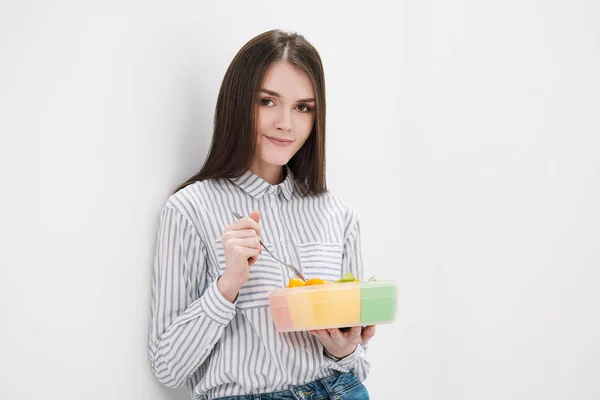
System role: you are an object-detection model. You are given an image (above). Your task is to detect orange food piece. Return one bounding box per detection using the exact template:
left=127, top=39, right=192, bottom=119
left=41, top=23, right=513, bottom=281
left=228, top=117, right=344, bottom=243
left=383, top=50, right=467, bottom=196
left=305, top=278, right=326, bottom=286
left=286, top=278, right=306, bottom=288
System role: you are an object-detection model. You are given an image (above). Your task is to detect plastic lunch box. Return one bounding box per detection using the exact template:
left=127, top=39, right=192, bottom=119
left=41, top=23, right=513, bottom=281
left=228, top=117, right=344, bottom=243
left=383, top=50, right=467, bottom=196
left=268, top=281, right=397, bottom=332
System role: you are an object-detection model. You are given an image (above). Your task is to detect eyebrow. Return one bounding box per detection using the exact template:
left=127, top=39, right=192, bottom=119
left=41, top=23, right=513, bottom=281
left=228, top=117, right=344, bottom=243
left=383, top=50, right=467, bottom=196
left=258, top=88, right=316, bottom=103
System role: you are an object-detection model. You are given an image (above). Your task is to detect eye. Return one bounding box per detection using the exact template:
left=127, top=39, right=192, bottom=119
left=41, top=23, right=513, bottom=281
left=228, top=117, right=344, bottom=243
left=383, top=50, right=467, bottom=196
left=296, top=104, right=312, bottom=113
left=260, top=98, right=275, bottom=106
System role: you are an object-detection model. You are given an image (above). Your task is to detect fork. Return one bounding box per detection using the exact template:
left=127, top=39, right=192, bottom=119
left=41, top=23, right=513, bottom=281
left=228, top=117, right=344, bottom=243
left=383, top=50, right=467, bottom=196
left=232, top=211, right=306, bottom=282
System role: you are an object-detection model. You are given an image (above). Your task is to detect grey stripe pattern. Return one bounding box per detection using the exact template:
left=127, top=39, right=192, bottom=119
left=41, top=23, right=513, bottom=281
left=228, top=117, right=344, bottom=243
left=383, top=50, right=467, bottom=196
left=148, top=169, right=370, bottom=400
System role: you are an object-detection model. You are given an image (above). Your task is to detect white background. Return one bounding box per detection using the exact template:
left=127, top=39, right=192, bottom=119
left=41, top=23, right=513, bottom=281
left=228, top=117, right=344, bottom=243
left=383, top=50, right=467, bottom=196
left=1, top=1, right=599, bottom=399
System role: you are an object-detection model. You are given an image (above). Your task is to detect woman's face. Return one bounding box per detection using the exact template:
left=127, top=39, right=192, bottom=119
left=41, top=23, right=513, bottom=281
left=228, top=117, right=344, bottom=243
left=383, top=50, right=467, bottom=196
left=253, top=61, right=316, bottom=172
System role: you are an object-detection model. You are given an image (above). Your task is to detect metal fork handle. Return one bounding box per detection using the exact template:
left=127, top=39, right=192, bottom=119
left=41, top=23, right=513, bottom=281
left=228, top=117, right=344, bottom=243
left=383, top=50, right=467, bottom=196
left=231, top=211, right=306, bottom=281
left=258, top=240, right=306, bottom=281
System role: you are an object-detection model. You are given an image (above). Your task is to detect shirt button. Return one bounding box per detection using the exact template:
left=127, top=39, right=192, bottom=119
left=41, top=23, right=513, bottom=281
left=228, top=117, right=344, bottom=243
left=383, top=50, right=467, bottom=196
left=279, top=237, right=285, bottom=243
left=305, top=347, right=312, bottom=354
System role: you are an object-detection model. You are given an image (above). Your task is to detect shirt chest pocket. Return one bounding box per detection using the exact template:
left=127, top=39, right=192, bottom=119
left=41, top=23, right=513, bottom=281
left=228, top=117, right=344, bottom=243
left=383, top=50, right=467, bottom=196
left=215, top=239, right=286, bottom=309
left=295, top=242, right=344, bottom=282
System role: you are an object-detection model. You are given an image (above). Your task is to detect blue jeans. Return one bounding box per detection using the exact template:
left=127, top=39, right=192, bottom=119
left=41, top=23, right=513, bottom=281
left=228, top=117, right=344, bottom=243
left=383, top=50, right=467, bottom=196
left=214, top=372, right=369, bottom=399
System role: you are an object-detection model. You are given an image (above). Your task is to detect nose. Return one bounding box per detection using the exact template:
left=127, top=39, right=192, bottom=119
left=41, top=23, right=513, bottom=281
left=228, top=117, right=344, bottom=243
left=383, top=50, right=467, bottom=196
left=274, top=108, right=292, bottom=133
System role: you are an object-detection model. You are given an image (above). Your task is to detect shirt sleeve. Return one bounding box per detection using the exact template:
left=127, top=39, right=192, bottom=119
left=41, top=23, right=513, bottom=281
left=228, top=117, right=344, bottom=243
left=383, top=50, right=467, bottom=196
left=323, top=213, right=372, bottom=381
left=148, top=206, right=237, bottom=388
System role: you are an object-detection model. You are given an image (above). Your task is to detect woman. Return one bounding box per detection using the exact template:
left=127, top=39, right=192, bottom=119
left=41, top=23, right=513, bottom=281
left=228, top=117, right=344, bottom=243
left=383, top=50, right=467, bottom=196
left=149, top=29, right=375, bottom=400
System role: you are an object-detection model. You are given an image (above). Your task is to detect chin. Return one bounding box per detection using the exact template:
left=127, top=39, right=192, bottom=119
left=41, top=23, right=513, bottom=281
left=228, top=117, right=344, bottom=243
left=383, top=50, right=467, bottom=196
left=261, top=152, right=293, bottom=167
left=262, top=157, right=290, bottom=167
left=261, top=151, right=293, bottom=166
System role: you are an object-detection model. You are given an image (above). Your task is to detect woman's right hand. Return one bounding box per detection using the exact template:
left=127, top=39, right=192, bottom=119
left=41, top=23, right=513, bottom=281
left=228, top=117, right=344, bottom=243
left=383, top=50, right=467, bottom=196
left=217, top=210, right=262, bottom=303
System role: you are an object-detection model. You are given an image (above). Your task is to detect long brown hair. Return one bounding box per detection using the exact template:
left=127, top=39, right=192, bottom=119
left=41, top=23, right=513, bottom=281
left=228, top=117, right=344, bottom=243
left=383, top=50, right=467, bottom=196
left=176, top=29, right=327, bottom=195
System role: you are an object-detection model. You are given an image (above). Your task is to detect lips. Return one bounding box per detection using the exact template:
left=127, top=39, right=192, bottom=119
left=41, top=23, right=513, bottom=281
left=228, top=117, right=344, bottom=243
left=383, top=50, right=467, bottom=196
left=265, top=136, right=294, bottom=147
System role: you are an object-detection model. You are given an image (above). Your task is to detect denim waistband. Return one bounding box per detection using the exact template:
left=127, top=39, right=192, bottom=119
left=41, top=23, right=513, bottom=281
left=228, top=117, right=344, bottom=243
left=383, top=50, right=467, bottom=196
left=214, top=372, right=363, bottom=399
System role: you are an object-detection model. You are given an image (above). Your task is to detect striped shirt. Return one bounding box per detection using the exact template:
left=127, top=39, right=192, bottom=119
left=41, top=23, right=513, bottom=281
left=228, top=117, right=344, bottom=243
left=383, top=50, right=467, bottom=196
left=148, top=168, right=370, bottom=400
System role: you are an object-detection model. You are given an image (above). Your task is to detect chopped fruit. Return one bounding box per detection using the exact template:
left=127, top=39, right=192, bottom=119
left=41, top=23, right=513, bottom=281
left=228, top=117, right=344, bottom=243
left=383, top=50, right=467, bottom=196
left=334, top=273, right=360, bottom=283
left=286, top=278, right=306, bottom=288
left=285, top=274, right=356, bottom=288
left=305, top=278, right=327, bottom=286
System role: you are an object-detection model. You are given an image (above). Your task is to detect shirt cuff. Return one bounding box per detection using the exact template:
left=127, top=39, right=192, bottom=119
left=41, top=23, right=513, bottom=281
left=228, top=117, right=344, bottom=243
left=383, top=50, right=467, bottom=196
left=324, top=344, right=363, bottom=368
left=198, top=280, right=237, bottom=325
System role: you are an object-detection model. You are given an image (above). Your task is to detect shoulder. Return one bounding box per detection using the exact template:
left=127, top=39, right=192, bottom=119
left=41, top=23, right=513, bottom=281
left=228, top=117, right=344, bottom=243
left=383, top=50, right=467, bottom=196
left=160, top=178, right=227, bottom=225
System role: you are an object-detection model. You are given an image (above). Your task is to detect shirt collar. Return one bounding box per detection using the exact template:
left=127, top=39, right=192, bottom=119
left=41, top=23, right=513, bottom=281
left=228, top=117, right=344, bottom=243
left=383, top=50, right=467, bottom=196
left=229, top=165, right=295, bottom=200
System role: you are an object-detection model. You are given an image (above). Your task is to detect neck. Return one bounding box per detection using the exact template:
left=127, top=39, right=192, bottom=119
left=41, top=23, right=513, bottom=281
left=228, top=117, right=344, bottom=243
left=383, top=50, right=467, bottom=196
left=249, top=162, right=285, bottom=185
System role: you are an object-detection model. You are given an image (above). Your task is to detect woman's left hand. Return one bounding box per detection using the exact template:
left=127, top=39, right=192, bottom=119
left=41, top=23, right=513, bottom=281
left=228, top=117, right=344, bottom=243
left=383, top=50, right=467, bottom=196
left=309, top=325, right=376, bottom=359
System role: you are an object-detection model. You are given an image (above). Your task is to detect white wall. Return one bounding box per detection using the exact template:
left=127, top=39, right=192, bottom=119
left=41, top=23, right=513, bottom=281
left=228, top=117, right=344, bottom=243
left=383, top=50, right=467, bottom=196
left=1, top=1, right=599, bottom=399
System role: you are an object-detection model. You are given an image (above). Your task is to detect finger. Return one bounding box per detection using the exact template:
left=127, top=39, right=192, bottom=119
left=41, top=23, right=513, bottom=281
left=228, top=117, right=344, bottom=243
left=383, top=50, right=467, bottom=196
left=223, top=229, right=259, bottom=240
left=230, top=237, right=261, bottom=250
left=348, top=326, right=362, bottom=343
left=250, top=210, right=260, bottom=224
left=224, top=238, right=261, bottom=257
left=316, top=329, right=331, bottom=341
left=361, top=325, right=376, bottom=344
left=225, top=217, right=261, bottom=236
left=238, top=247, right=260, bottom=265
left=327, top=328, right=343, bottom=342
